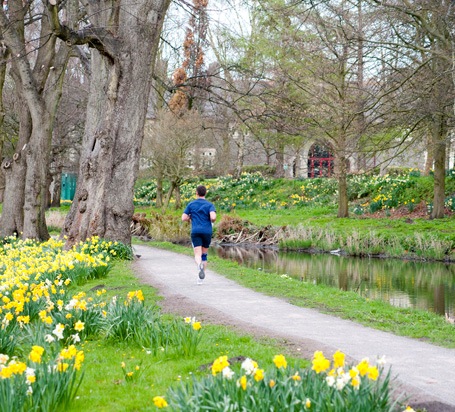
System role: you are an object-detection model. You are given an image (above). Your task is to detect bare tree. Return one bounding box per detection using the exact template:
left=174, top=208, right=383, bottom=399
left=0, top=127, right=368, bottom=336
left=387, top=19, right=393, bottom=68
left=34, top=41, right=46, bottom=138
left=142, top=109, right=206, bottom=210
left=368, top=0, right=455, bottom=218
left=0, top=1, right=72, bottom=239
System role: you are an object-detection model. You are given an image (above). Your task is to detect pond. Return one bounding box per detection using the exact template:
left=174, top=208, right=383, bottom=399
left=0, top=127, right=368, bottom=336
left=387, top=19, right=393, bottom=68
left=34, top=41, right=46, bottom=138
left=213, top=245, right=455, bottom=319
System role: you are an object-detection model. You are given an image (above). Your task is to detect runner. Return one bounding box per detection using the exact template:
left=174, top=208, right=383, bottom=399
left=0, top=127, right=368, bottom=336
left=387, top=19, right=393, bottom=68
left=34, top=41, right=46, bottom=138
left=181, top=185, right=216, bottom=284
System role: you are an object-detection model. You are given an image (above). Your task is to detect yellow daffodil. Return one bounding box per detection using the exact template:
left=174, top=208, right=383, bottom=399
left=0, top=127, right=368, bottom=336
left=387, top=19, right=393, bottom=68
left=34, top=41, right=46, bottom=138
left=29, top=346, right=45, bottom=363
left=153, top=396, right=168, bottom=408
left=367, top=366, right=379, bottom=381
left=333, top=350, right=345, bottom=368
left=26, top=374, right=36, bottom=384
left=357, top=358, right=370, bottom=377
left=253, top=368, right=264, bottom=382
left=57, top=362, right=69, bottom=372
left=211, top=356, right=229, bottom=376
left=312, top=351, right=330, bottom=374
left=74, top=320, right=85, bottom=331
left=292, top=372, right=301, bottom=381
left=238, top=375, right=247, bottom=390
left=273, top=354, right=287, bottom=369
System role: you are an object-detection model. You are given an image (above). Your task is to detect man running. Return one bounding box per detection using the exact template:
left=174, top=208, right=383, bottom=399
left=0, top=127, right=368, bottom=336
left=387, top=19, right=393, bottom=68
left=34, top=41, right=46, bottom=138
left=181, top=185, right=217, bottom=284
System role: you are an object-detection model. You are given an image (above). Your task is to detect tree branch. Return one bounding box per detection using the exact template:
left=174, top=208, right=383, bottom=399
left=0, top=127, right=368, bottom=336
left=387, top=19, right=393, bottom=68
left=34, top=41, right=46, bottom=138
left=46, top=1, right=119, bottom=61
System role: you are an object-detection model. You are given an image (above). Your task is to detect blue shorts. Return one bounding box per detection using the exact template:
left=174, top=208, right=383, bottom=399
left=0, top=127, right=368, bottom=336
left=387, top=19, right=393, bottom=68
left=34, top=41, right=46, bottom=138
left=191, top=233, right=212, bottom=248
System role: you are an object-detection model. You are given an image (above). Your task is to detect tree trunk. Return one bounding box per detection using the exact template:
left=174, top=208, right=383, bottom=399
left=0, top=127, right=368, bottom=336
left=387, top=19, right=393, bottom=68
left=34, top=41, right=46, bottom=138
left=0, top=50, right=7, bottom=204
left=156, top=175, right=163, bottom=208
left=162, top=181, right=176, bottom=211
left=0, top=94, right=30, bottom=238
left=174, top=185, right=181, bottom=209
left=430, top=116, right=447, bottom=219
left=61, top=1, right=170, bottom=246
left=355, top=0, right=367, bottom=172
left=275, top=141, right=285, bottom=178
left=234, top=130, right=245, bottom=179
left=335, top=147, right=349, bottom=218
left=23, top=113, right=52, bottom=240
left=424, top=133, right=434, bottom=176
left=51, top=167, right=63, bottom=208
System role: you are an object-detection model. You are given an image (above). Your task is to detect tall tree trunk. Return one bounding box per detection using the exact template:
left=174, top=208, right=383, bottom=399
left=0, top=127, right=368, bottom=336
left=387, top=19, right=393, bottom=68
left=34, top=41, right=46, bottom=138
left=221, top=128, right=231, bottom=174
left=59, top=0, right=171, bottom=246
left=23, top=113, right=52, bottom=240
left=51, top=166, right=63, bottom=208
left=174, top=185, right=181, bottom=209
left=0, top=93, right=30, bottom=237
left=162, top=181, right=176, bottom=211
left=156, top=175, right=163, bottom=208
left=430, top=115, right=447, bottom=219
left=234, top=130, right=245, bottom=179
left=336, top=143, right=349, bottom=218
left=275, top=140, right=285, bottom=178
left=0, top=50, right=7, bottom=204
left=355, top=0, right=367, bottom=172
left=424, top=133, right=434, bottom=176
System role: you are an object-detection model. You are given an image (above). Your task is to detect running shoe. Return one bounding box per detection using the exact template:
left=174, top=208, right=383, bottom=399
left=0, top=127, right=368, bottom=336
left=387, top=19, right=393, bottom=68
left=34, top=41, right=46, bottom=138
left=198, top=262, right=205, bottom=280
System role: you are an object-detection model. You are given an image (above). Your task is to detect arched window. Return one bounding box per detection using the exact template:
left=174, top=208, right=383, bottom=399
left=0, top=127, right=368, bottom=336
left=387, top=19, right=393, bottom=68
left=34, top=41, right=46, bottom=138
left=307, top=143, right=334, bottom=178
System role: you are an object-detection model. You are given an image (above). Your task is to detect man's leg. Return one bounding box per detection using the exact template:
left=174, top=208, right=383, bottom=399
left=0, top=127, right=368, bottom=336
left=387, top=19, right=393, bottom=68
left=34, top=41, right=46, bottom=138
left=201, top=247, right=209, bottom=270
left=193, top=245, right=203, bottom=267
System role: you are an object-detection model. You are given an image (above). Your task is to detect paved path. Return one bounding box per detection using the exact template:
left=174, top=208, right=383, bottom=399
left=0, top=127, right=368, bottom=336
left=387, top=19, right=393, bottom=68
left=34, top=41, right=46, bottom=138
left=132, top=245, right=455, bottom=411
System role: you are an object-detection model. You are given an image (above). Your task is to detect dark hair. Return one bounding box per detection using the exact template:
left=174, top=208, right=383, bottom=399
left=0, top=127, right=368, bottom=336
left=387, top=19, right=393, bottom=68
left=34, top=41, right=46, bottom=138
left=196, top=185, right=207, bottom=197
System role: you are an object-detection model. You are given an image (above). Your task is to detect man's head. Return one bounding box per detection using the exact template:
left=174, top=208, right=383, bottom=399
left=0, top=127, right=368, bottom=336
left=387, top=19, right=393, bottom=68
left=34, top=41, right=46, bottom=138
left=196, top=185, right=207, bottom=197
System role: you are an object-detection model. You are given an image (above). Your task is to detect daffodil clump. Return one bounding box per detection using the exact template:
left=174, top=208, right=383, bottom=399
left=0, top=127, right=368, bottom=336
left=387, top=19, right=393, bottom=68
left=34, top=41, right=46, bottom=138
left=0, top=344, right=84, bottom=412
left=138, top=315, right=204, bottom=359
left=0, top=236, right=134, bottom=411
left=174, top=316, right=203, bottom=357
left=158, top=351, right=400, bottom=411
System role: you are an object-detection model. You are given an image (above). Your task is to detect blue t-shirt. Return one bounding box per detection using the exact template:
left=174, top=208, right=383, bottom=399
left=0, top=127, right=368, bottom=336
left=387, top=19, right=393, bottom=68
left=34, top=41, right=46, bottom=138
left=184, top=198, right=216, bottom=234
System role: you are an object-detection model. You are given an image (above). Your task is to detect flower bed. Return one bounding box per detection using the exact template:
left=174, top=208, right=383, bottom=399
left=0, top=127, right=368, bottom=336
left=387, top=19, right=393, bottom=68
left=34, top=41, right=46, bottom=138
left=153, top=351, right=412, bottom=411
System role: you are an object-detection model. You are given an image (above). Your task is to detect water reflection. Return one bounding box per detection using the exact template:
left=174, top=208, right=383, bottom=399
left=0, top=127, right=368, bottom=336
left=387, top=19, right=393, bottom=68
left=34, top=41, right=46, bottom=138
left=213, top=245, right=455, bottom=318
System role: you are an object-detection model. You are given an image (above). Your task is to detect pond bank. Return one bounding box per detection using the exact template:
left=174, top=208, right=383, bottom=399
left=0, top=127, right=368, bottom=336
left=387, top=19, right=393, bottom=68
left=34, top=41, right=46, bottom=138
left=214, top=213, right=455, bottom=263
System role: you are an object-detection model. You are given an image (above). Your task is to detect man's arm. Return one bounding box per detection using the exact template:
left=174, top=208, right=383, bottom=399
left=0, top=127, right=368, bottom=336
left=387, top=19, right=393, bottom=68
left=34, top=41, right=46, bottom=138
left=182, top=213, right=191, bottom=222
left=210, top=211, right=216, bottom=222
